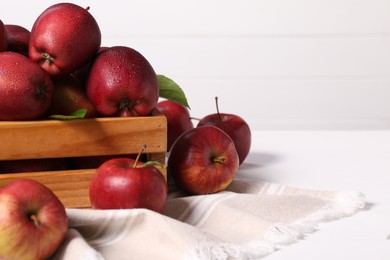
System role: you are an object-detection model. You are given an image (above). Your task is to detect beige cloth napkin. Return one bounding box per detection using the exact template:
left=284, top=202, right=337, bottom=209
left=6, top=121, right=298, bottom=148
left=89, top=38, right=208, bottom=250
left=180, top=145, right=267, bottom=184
left=51, top=177, right=365, bottom=260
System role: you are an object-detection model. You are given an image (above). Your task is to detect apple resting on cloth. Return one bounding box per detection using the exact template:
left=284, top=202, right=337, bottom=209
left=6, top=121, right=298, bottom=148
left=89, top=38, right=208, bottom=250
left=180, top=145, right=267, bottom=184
left=0, top=51, right=54, bottom=120
left=197, top=97, right=251, bottom=165
left=89, top=155, right=167, bottom=213
left=168, top=125, right=239, bottom=195
left=29, top=3, right=101, bottom=77
left=156, top=100, right=194, bottom=151
left=86, top=46, right=159, bottom=117
left=0, top=179, right=68, bottom=260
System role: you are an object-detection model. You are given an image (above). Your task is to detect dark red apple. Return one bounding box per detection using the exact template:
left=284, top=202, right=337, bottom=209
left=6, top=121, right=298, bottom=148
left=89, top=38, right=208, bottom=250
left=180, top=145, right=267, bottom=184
left=89, top=153, right=167, bottom=212
left=5, top=24, right=30, bottom=56
left=197, top=97, right=251, bottom=165
left=48, top=75, right=98, bottom=118
left=0, top=179, right=68, bottom=260
left=0, top=51, right=54, bottom=120
left=29, top=3, right=101, bottom=77
left=86, top=46, right=159, bottom=117
left=0, top=20, right=7, bottom=51
left=72, top=46, right=109, bottom=85
left=156, top=100, right=194, bottom=150
left=168, top=125, right=239, bottom=195
left=0, top=158, right=68, bottom=173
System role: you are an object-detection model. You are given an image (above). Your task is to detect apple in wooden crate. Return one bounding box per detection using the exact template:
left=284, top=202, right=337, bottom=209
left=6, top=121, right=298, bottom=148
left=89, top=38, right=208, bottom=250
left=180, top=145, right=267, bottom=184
left=49, top=75, right=98, bottom=118
left=4, top=24, right=30, bottom=56
left=0, top=51, right=54, bottom=120
left=29, top=3, right=101, bottom=77
left=0, top=19, right=6, bottom=51
left=86, top=46, right=159, bottom=117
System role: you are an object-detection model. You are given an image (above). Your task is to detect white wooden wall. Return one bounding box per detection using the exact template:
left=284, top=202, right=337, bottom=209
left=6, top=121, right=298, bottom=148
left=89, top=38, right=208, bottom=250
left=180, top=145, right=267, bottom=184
left=1, top=0, right=390, bottom=130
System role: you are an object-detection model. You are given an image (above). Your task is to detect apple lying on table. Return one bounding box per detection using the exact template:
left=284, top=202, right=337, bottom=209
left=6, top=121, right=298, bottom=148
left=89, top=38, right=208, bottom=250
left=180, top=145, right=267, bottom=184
left=89, top=145, right=167, bottom=212
left=0, top=179, right=68, bottom=260
left=156, top=99, right=194, bottom=151
left=197, top=97, right=251, bottom=165
left=168, top=125, right=239, bottom=195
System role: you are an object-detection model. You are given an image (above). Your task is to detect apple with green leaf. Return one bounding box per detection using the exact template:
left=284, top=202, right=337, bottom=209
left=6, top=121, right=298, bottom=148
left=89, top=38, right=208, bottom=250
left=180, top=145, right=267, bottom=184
left=48, top=75, right=98, bottom=118
left=0, top=179, right=68, bottom=260
left=89, top=145, right=167, bottom=212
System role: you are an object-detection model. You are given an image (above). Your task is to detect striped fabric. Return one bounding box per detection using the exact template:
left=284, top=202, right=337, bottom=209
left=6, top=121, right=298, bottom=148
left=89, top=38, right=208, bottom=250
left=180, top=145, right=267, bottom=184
left=51, top=177, right=365, bottom=260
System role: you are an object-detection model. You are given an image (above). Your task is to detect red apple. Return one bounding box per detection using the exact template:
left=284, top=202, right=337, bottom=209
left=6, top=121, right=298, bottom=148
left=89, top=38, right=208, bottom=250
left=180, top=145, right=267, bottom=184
left=29, top=3, right=101, bottom=77
left=86, top=46, right=159, bottom=117
left=168, top=125, right=239, bottom=195
left=89, top=147, right=167, bottom=212
left=156, top=100, right=194, bottom=151
left=197, top=97, right=251, bottom=165
left=5, top=24, right=30, bottom=56
left=48, top=75, right=98, bottom=118
left=72, top=46, right=109, bottom=85
left=0, top=20, right=7, bottom=52
left=0, top=51, right=54, bottom=120
left=0, top=179, right=68, bottom=260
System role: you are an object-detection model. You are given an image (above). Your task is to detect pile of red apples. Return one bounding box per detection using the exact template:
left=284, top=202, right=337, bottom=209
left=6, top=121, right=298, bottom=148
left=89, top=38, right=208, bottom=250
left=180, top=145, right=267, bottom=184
left=0, top=2, right=251, bottom=259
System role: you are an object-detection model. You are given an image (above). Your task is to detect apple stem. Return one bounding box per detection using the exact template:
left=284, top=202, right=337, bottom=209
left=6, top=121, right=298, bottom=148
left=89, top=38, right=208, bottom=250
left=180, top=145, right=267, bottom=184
left=42, top=53, right=55, bottom=64
left=213, top=157, right=226, bottom=164
left=215, top=96, right=222, bottom=121
left=134, top=144, right=146, bottom=167
left=30, top=214, right=41, bottom=226
left=190, top=117, right=201, bottom=121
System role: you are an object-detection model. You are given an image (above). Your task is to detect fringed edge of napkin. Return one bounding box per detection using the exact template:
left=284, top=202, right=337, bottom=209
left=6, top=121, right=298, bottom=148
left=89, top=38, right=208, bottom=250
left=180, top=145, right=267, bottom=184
left=187, top=190, right=366, bottom=260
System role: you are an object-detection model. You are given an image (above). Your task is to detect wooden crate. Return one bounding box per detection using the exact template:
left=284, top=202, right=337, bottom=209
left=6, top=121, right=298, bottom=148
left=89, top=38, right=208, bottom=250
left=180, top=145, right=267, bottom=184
left=0, top=110, right=167, bottom=208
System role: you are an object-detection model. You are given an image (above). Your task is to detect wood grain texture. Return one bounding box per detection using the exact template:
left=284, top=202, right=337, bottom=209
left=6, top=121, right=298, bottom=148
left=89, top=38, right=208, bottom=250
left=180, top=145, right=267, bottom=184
left=0, top=114, right=166, bottom=160
left=0, top=169, right=96, bottom=208
left=0, top=113, right=167, bottom=208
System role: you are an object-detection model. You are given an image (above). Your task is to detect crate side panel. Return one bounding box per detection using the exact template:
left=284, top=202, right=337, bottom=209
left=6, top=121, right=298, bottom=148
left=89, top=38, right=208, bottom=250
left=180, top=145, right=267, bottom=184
left=0, top=116, right=166, bottom=160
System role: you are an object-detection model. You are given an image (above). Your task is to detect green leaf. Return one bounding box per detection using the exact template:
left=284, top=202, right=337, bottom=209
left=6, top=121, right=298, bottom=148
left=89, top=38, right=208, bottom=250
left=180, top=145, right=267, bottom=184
left=157, top=74, right=190, bottom=109
left=141, top=161, right=165, bottom=169
left=49, top=108, right=88, bottom=120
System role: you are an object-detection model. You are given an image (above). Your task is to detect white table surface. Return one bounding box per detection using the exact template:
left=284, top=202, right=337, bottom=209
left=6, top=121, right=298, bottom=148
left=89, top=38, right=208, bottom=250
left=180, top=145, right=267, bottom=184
left=238, top=130, right=390, bottom=260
